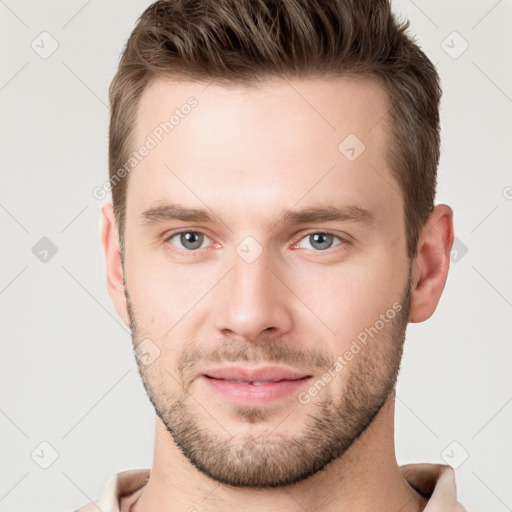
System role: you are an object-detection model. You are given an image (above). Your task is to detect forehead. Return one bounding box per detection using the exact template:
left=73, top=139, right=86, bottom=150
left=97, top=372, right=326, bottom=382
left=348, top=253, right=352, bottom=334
left=134, top=76, right=390, bottom=150
left=126, top=76, right=399, bottom=227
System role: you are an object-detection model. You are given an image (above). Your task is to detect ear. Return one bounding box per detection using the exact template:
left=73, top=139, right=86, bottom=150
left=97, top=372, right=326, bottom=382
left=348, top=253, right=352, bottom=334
left=408, top=204, right=454, bottom=323
left=100, top=201, right=130, bottom=327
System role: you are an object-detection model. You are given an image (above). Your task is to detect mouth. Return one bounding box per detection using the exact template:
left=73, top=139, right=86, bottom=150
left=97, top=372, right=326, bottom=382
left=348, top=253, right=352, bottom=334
left=199, top=366, right=313, bottom=405
left=203, top=375, right=311, bottom=385
left=202, top=365, right=311, bottom=382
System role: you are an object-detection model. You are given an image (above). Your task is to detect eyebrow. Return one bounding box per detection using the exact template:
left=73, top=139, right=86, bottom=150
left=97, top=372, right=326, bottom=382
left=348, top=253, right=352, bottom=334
left=140, top=203, right=375, bottom=227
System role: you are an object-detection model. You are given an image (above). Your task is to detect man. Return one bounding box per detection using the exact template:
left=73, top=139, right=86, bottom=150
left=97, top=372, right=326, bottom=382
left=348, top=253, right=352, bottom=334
left=77, top=0, right=467, bottom=510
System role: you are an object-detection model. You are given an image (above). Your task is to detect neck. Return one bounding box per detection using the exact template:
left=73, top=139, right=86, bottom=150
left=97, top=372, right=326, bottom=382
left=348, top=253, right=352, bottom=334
left=131, top=391, right=426, bottom=512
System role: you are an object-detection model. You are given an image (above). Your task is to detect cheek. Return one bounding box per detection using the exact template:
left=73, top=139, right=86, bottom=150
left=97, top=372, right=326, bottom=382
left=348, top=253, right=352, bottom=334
left=289, top=255, right=406, bottom=343
left=125, top=250, right=216, bottom=335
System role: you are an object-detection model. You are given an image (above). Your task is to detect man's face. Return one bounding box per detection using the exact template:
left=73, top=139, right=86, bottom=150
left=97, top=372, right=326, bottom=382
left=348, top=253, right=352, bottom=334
left=121, top=77, right=412, bottom=487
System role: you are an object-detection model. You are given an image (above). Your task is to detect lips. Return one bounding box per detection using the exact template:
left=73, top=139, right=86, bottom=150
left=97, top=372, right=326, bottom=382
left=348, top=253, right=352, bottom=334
left=200, top=366, right=313, bottom=406
left=203, top=365, right=310, bottom=384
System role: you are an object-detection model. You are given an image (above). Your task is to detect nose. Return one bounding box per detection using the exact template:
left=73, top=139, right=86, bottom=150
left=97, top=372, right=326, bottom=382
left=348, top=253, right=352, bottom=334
left=211, top=245, right=294, bottom=342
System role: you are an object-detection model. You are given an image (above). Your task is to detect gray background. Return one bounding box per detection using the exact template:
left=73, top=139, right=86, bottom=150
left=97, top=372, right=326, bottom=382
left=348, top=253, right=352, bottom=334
left=1, top=0, right=511, bottom=510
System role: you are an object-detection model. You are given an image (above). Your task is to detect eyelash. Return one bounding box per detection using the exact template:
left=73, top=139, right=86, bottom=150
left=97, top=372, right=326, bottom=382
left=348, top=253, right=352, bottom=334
left=163, top=229, right=349, bottom=255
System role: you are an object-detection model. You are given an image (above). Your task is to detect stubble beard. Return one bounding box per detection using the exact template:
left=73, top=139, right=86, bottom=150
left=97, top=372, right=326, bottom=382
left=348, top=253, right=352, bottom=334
left=126, top=276, right=411, bottom=488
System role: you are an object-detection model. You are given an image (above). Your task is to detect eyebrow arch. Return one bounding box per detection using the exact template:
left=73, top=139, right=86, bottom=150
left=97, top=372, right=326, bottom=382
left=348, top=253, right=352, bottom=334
left=140, top=203, right=375, bottom=227
left=280, top=205, right=375, bottom=226
left=141, top=204, right=213, bottom=224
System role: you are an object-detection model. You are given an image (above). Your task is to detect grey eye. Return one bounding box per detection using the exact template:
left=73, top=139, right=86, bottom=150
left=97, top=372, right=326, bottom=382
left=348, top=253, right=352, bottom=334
left=308, top=233, right=334, bottom=250
left=170, top=231, right=207, bottom=250
left=296, top=232, right=342, bottom=251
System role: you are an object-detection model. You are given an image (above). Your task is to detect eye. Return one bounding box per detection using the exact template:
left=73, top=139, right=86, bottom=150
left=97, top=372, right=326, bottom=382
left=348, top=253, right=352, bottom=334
left=294, top=232, right=345, bottom=251
left=167, top=231, right=210, bottom=251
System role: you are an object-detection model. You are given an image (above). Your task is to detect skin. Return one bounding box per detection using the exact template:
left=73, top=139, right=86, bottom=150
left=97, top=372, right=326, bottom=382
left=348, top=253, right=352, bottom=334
left=101, top=76, right=454, bottom=511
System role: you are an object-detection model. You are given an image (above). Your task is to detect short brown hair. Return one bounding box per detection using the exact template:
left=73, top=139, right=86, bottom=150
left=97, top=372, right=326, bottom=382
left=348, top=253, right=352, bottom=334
left=109, top=0, right=441, bottom=259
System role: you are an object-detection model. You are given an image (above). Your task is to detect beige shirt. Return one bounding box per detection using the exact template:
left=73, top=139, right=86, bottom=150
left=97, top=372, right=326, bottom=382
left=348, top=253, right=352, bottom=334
left=74, top=463, right=468, bottom=512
